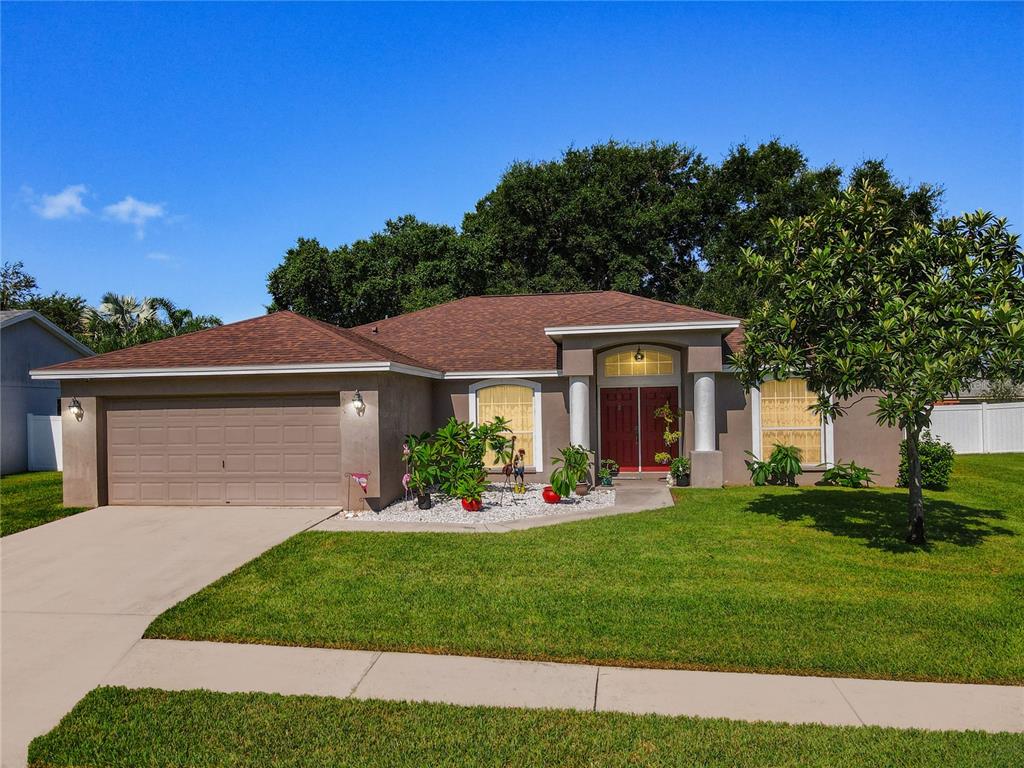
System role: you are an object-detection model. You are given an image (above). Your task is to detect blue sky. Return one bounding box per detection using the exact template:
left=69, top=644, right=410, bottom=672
left=3, top=2, right=1021, bottom=323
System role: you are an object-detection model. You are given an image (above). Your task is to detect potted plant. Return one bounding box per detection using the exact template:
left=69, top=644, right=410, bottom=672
left=669, top=456, right=691, bottom=487
left=455, top=472, right=487, bottom=511
left=549, top=444, right=593, bottom=500
left=597, top=458, right=618, bottom=487
left=404, top=432, right=437, bottom=509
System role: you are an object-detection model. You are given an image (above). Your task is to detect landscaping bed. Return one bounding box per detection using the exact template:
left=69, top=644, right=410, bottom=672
left=145, top=454, right=1024, bottom=684
left=356, top=482, right=615, bottom=524
left=29, top=687, right=1022, bottom=768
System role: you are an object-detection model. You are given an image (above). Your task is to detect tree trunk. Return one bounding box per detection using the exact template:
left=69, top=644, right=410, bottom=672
left=905, top=425, right=926, bottom=544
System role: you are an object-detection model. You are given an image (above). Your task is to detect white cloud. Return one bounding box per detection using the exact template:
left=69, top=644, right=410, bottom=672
left=103, top=196, right=166, bottom=239
left=145, top=251, right=173, bottom=262
left=33, top=184, right=89, bottom=219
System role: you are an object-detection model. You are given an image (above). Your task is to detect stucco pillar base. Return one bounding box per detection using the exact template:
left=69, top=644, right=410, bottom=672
left=690, top=450, right=723, bottom=488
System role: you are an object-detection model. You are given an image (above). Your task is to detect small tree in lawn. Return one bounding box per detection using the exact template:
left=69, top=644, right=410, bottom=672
left=733, top=183, right=1022, bottom=543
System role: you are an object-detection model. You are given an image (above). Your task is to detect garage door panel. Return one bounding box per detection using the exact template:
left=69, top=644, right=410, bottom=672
left=167, top=454, right=194, bottom=473
left=196, top=426, right=223, bottom=445
left=224, top=453, right=253, bottom=473
left=166, top=426, right=194, bottom=446
left=224, top=426, right=253, bottom=445
left=106, top=396, right=341, bottom=505
left=254, top=425, right=282, bottom=444
left=282, top=425, right=310, bottom=443
left=139, top=455, right=167, bottom=473
left=195, top=454, right=223, bottom=473
left=109, top=455, right=138, bottom=474
left=254, top=453, right=283, bottom=472
left=313, top=454, right=338, bottom=473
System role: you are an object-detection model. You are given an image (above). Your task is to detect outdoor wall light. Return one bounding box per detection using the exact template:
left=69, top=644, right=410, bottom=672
left=352, top=390, right=366, bottom=417
left=634, top=346, right=645, bottom=362
left=68, top=397, right=84, bottom=421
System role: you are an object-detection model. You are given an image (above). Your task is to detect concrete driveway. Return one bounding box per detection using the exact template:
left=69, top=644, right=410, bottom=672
left=0, top=505, right=337, bottom=768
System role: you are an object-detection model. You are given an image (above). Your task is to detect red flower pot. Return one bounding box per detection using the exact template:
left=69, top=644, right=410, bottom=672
left=461, top=498, right=482, bottom=512
left=542, top=485, right=561, bottom=504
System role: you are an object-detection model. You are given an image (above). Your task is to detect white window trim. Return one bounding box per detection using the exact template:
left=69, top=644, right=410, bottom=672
left=468, top=378, right=544, bottom=472
left=750, top=385, right=835, bottom=468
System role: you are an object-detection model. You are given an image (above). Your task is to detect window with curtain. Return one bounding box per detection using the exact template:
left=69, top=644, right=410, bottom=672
left=760, top=378, right=822, bottom=464
left=476, top=384, right=535, bottom=466
left=603, top=349, right=674, bottom=377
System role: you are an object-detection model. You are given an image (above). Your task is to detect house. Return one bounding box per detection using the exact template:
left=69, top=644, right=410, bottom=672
left=2, top=310, right=93, bottom=475
left=31, top=292, right=901, bottom=508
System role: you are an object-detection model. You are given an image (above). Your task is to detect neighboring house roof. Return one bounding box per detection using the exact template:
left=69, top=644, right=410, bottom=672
left=352, top=292, right=739, bottom=373
left=34, top=310, right=435, bottom=378
left=0, top=309, right=93, bottom=356
left=33, top=292, right=742, bottom=379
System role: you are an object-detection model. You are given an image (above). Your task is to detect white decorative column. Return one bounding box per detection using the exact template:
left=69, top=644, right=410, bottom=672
left=569, top=376, right=591, bottom=449
left=690, top=371, right=723, bottom=487
left=693, top=372, right=716, bottom=451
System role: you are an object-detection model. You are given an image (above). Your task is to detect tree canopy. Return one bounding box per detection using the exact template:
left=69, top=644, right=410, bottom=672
left=0, top=261, right=221, bottom=352
left=732, top=182, right=1023, bottom=542
left=267, top=140, right=943, bottom=326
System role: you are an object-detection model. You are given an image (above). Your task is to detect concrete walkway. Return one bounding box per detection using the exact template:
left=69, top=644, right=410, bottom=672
left=0, top=506, right=338, bottom=768
left=105, top=639, right=1024, bottom=734
left=314, top=478, right=675, bottom=533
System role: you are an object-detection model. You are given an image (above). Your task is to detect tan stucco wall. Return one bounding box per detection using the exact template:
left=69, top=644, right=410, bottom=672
left=834, top=394, right=902, bottom=487
left=60, top=396, right=107, bottom=507
left=716, top=375, right=753, bottom=486
left=376, top=374, right=434, bottom=506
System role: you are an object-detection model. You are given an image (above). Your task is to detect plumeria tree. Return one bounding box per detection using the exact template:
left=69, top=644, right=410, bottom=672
left=733, top=183, right=1023, bottom=543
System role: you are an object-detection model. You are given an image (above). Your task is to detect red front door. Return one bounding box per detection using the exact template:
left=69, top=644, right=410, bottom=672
left=600, top=388, right=639, bottom=471
left=600, top=386, right=680, bottom=471
left=640, top=386, right=679, bottom=470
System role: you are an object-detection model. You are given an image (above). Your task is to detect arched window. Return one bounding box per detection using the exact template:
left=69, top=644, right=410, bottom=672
left=603, top=348, right=674, bottom=377
left=470, top=380, right=543, bottom=469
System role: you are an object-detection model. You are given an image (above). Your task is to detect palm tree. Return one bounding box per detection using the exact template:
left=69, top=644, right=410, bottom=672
left=151, top=296, right=222, bottom=335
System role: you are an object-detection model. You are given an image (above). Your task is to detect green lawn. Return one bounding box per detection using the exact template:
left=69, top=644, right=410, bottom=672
left=0, top=471, right=86, bottom=537
left=29, top=687, right=1023, bottom=768
left=146, top=454, right=1024, bottom=684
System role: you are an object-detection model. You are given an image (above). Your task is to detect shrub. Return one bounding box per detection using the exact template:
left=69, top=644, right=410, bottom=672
left=550, top=444, right=593, bottom=496
left=745, top=444, right=804, bottom=486
left=820, top=460, right=876, bottom=488
left=898, top=431, right=955, bottom=490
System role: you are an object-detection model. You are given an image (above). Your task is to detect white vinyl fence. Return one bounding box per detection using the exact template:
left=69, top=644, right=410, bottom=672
left=929, top=402, right=1024, bottom=454
left=27, top=414, right=62, bottom=471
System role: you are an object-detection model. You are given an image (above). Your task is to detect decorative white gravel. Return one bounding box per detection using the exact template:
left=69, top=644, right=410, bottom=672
left=356, top=482, right=616, bottom=524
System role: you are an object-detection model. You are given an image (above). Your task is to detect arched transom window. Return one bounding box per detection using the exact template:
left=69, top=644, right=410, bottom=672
left=603, top=348, right=674, bottom=377
left=472, top=382, right=539, bottom=467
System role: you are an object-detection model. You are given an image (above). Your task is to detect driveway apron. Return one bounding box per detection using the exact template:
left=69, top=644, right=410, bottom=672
left=0, top=505, right=336, bottom=768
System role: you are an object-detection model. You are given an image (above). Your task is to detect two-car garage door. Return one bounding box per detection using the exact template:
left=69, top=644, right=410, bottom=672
left=106, top=395, right=342, bottom=505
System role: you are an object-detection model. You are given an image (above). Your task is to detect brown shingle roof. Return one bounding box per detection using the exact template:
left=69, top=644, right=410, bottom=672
left=37, top=293, right=741, bottom=376
left=352, top=291, right=739, bottom=372
left=38, top=310, right=431, bottom=372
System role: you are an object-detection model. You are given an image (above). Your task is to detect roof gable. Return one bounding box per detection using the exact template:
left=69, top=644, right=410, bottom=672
left=36, top=310, right=431, bottom=374
left=354, top=291, right=739, bottom=372
left=0, top=310, right=93, bottom=356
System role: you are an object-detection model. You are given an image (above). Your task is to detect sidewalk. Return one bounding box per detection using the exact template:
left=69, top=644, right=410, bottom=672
left=104, top=639, right=1024, bottom=734
left=313, top=478, right=675, bottom=534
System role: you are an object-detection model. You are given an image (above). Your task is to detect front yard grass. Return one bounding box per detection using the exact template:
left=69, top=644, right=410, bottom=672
left=0, top=471, right=86, bottom=537
left=146, top=454, right=1024, bottom=684
left=29, top=687, right=1023, bottom=768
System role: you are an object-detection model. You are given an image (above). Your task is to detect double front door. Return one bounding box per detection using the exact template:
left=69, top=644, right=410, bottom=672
left=599, top=386, right=680, bottom=472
